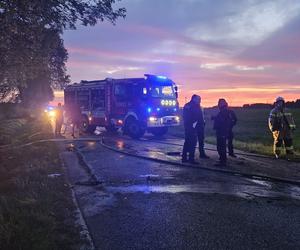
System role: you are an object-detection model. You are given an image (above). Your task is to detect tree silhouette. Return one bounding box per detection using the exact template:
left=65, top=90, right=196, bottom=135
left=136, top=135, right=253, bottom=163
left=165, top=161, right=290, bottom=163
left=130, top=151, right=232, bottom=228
left=0, top=0, right=126, bottom=106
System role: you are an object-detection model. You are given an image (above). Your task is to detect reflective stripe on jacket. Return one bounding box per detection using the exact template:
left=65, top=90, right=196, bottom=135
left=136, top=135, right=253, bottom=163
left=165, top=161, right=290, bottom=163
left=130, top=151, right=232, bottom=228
left=268, top=108, right=296, bottom=132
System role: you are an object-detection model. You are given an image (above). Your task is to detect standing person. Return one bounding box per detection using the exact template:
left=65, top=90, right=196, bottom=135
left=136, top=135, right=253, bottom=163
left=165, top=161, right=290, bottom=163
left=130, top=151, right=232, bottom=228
left=182, top=95, right=201, bottom=164
left=268, top=96, right=296, bottom=160
left=71, top=103, right=82, bottom=138
left=196, top=96, right=209, bottom=159
left=227, top=104, right=238, bottom=157
left=213, top=99, right=231, bottom=167
left=55, top=103, right=64, bottom=137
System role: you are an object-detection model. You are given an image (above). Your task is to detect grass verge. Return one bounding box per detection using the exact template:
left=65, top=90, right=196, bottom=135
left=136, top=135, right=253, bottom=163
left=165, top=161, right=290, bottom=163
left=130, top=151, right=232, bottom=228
left=0, top=118, right=81, bottom=250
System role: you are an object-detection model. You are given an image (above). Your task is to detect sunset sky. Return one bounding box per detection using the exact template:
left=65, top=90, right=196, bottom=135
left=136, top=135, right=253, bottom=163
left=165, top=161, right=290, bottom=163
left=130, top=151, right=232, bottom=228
left=61, top=0, right=300, bottom=107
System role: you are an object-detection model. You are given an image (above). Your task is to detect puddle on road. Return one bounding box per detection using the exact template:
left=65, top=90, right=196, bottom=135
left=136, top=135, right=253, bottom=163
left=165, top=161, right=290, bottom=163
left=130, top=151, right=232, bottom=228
left=77, top=187, right=117, bottom=217
left=106, top=183, right=300, bottom=201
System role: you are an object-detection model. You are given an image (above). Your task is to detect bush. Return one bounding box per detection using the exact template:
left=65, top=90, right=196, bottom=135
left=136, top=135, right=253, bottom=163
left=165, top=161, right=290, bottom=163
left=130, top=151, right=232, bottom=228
left=0, top=104, right=29, bottom=120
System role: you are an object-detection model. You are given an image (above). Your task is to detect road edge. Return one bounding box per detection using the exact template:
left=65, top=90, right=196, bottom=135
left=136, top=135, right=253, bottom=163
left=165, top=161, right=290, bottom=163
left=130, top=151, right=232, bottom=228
left=59, top=148, right=96, bottom=250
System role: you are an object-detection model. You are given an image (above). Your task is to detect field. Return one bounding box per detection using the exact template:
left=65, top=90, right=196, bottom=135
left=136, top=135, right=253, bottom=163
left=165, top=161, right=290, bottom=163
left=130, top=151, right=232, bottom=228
left=169, top=108, right=300, bottom=155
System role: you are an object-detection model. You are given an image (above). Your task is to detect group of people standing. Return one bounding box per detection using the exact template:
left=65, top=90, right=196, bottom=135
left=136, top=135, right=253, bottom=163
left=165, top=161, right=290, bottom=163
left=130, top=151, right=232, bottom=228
left=182, top=95, right=297, bottom=166
left=182, top=95, right=237, bottom=167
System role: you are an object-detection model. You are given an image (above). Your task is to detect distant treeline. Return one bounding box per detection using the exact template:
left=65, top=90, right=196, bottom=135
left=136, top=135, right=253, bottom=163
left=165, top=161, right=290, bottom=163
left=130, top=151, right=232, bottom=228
left=243, top=99, right=300, bottom=109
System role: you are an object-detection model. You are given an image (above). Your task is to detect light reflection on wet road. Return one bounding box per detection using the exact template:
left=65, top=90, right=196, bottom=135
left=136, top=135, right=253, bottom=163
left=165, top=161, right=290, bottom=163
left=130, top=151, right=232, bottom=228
left=76, top=138, right=300, bottom=201
left=66, top=134, right=300, bottom=250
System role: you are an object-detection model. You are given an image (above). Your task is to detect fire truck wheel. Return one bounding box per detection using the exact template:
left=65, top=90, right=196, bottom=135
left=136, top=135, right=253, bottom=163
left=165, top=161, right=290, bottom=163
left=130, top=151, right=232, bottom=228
left=81, top=117, right=96, bottom=134
left=125, top=118, right=145, bottom=139
left=87, top=125, right=97, bottom=133
left=149, top=127, right=168, bottom=137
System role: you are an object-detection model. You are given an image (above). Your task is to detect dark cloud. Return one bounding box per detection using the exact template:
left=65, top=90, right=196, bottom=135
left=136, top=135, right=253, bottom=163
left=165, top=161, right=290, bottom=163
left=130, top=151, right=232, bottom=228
left=238, top=15, right=300, bottom=64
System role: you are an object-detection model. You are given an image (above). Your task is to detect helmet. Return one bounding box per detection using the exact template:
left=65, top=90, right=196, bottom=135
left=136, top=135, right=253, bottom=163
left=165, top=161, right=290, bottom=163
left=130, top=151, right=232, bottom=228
left=275, top=96, right=285, bottom=103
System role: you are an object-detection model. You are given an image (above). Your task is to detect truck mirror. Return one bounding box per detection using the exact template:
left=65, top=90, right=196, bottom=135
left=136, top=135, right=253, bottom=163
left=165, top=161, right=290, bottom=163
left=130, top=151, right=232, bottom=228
left=174, top=86, right=178, bottom=92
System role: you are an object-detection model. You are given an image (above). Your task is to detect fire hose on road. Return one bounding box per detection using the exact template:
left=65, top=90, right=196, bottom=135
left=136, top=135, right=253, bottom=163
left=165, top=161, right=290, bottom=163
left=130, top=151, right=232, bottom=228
left=1, top=135, right=300, bottom=186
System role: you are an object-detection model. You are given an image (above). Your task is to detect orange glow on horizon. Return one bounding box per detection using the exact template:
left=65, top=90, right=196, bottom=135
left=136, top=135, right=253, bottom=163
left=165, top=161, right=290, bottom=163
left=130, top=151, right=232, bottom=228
left=51, top=89, right=299, bottom=108
left=178, top=89, right=300, bottom=107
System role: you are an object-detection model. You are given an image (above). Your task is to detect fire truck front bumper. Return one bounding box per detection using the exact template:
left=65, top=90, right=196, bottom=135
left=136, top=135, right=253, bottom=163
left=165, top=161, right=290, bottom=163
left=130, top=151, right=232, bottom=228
left=147, top=115, right=180, bottom=127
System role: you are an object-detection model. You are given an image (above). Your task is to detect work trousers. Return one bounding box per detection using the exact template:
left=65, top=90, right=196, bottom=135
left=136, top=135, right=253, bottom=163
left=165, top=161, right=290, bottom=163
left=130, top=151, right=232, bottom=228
left=217, top=135, right=227, bottom=163
left=55, top=120, right=63, bottom=135
left=182, top=128, right=197, bottom=161
left=197, top=129, right=206, bottom=156
left=273, top=130, right=294, bottom=156
left=228, top=131, right=234, bottom=155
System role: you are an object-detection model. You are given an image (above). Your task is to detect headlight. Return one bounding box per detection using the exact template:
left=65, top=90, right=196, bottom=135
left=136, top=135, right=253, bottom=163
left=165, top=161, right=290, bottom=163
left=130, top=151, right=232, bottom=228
left=161, top=100, right=165, bottom=105
left=175, top=116, right=180, bottom=122
left=48, top=110, right=56, bottom=118
left=149, top=116, right=157, bottom=122
left=173, top=100, right=176, bottom=106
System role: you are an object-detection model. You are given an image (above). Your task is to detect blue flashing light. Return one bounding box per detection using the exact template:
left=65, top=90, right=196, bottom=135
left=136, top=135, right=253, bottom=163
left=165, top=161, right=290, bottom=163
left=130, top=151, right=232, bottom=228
left=157, top=75, right=167, bottom=80
left=147, top=107, right=152, bottom=113
left=174, top=108, right=177, bottom=112
left=156, top=107, right=161, bottom=112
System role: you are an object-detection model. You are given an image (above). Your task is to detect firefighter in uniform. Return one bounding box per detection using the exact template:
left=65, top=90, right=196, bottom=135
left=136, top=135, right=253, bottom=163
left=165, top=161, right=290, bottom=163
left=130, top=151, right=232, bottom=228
left=196, top=96, right=209, bottom=159
left=182, top=95, right=201, bottom=164
left=268, top=96, right=296, bottom=160
left=213, top=99, right=231, bottom=166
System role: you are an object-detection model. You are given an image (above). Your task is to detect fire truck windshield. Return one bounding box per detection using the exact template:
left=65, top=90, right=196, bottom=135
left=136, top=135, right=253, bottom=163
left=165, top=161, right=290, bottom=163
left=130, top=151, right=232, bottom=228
left=150, top=85, right=175, bottom=98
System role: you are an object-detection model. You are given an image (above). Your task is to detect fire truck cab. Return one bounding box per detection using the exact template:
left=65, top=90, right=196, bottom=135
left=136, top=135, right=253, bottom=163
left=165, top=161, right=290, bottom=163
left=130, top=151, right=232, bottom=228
left=64, top=74, right=180, bottom=139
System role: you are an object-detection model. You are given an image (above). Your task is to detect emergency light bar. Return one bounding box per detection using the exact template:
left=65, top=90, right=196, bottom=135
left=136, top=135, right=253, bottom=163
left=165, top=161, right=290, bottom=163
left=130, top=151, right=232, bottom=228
left=144, top=74, right=169, bottom=80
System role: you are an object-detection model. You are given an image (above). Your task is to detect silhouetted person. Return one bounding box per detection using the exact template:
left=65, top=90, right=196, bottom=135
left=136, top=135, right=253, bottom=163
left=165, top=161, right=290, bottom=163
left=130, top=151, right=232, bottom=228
left=55, top=103, right=64, bottom=137
left=213, top=99, right=231, bottom=166
left=196, top=96, right=209, bottom=159
left=227, top=105, right=237, bottom=157
left=182, top=95, right=201, bottom=164
left=70, top=103, right=82, bottom=138
left=269, top=96, right=296, bottom=160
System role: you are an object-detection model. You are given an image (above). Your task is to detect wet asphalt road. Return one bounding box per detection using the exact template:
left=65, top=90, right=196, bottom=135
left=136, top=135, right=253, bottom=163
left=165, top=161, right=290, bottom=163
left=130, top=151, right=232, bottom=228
left=62, top=135, right=300, bottom=250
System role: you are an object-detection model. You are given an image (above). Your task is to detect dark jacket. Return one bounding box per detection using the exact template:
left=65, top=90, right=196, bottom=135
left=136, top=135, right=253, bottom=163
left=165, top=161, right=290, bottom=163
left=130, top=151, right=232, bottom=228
left=228, top=109, right=237, bottom=129
left=213, top=108, right=235, bottom=137
left=196, top=107, right=205, bottom=132
left=183, top=101, right=201, bottom=131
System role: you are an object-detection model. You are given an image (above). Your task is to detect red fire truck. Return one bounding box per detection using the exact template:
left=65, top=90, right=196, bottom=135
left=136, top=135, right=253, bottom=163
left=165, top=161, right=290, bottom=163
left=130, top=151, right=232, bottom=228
left=64, top=74, right=180, bottom=138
